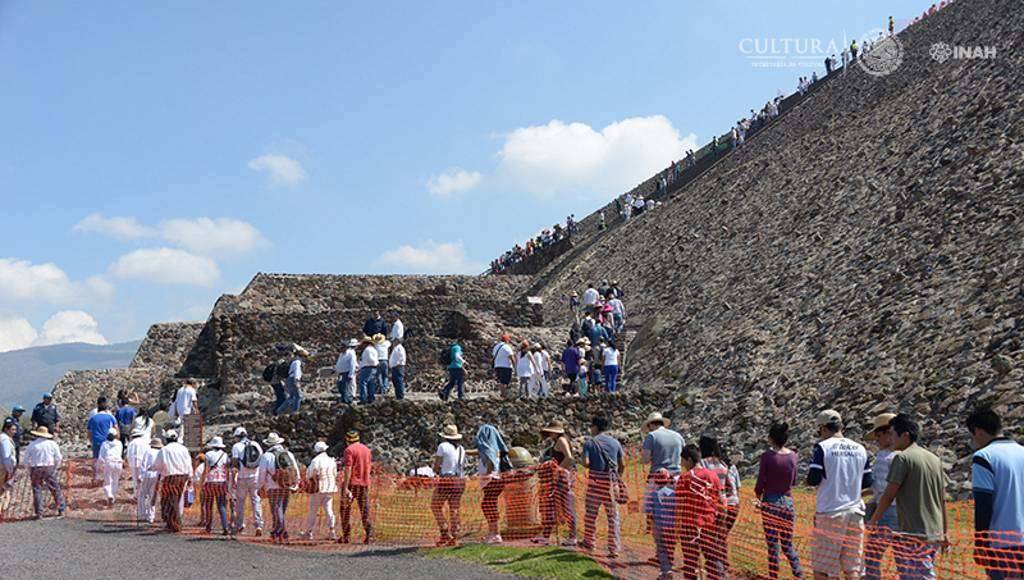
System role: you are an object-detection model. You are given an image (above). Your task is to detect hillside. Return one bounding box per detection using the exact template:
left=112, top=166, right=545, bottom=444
left=0, top=340, right=140, bottom=407
left=533, top=0, right=1023, bottom=484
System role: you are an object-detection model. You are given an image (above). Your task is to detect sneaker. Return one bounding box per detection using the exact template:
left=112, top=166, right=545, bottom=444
left=298, top=531, right=313, bottom=540
left=530, top=536, right=549, bottom=546
left=254, top=528, right=263, bottom=538
left=607, top=551, right=620, bottom=560
left=561, top=538, right=578, bottom=548
left=327, top=531, right=338, bottom=541
left=484, top=534, right=503, bottom=545
left=364, top=534, right=374, bottom=545
left=578, top=541, right=595, bottom=552
left=338, top=536, right=350, bottom=544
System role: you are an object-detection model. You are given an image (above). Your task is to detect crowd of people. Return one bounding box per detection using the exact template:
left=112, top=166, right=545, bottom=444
left=489, top=216, right=577, bottom=274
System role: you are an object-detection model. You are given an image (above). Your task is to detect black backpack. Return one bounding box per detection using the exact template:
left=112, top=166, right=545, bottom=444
left=274, top=361, right=290, bottom=381
left=439, top=346, right=453, bottom=367
left=242, top=442, right=261, bottom=469
left=262, top=363, right=276, bottom=383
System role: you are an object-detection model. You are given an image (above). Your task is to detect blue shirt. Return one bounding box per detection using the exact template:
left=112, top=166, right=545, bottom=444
left=583, top=434, right=623, bottom=474
left=87, top=413, right=118, bottom=448
left=562, top=347, right=581, bottom=375
left=644, top=484, right=677, bottom=531
left=973, top=438, right=1024, bottom=548
left=643, top=427, right=685, bottom=475
left=448, top=344, right=464, bottom=369
left=115, top=406, right=137, bottom=427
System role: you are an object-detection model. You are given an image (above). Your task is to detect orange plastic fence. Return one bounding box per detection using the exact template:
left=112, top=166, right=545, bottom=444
left=2, top=456, right=1022, bottom=579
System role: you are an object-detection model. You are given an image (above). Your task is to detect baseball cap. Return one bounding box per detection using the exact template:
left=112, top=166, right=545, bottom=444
left=815, top=409, right=842, bottom=427
left=12, top=405, right=25, bottom=412
left=233, top=426, right=247, bottom=437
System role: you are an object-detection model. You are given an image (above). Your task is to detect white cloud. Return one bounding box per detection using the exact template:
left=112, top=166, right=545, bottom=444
left=0, top=258, right=108, bottom=304
left=496, top=115, right=698, bottom=197
left=0, top=317, right=38, bottom=352
left=34, top=310, right=107, bottom=347
left=72, top=213, right=157, bottom=240
left=427, top=169, right=483, bottom=197
left=161, top=218, right=269, bottom=257
left=109, top=248, right=220, bottom=286
left=248, top=154, right=307, bottom=187
left=378, top=241, right=483, bottom=274
left=0, top=310, right=108, bottom=353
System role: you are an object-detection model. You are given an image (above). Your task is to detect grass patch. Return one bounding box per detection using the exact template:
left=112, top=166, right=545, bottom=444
left=424, top=544, right=612, bottom=579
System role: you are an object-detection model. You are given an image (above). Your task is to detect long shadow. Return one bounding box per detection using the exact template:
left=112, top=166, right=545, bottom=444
left=347, top=547, right=420, bottom=558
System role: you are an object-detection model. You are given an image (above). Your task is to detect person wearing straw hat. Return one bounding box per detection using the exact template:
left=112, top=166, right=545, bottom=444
left=533, top=420, right=578, bottom=547
left=0, top=418, right=18, bottom=518
left=136, top=437, right=162, bottom=524
left=152, top=429, right=193, bottom=532
left=863, top=412, right=899, bottom=580
left=258, top=432, right=300, bottom=543
left=98, top=426, right=124, bottom=507
left=201, top=436, right=231, bottom=535
left=334, top=339, right=359, bottom=405
left=301, top=440, right=338, bottom=541
left=230, top=426, right=264, bottom=536
left=372, top=333, right=391, bottom=396
left=431, top=425, right=467, bottom=546
left=339, top=430, right=374, bottom=544
left=23, top=426, right=65, bottom=519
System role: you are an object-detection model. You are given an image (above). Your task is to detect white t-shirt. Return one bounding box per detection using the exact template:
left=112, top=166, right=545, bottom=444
left=334, top=349, right=358, bottom=374
left=204, top=449, right=229, bottom=483
left=516, top=352, right=537, bottom=378
left=871, top=449, right=899, bottom=505
left=603, top=348, right=619, bottom=367
left=153, top=442, right=193, bottom=477
left=582, top=288, right=600, bottom=306
left=307, top=452, right=339, bottom=494
left=24, top=439, right=62, bottom=467
left=389, top=344, right=407, bottom=367
left=810, top=436, right=870, bottom=514
left=359, top=347, right=379, bottom=369
left=99, top=440, right=123, bottom=463
left=492, top=342, right=514, bottom=369
left=288, top=359, right=303, bottom=381
left=389, top=319, right=404, bottom=341
left=609, top=298, right=625, bottom=317
left=231, top=439, right=263, bottom=481
left=173, top=386, right=198, bottom=417
left=374, top=341, right=390, bottom=360
left=435, top=441, right=465, bottom=477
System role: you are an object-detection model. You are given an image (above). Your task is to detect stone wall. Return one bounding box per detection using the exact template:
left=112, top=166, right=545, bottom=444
left=130, top=322, right=205, bottom=371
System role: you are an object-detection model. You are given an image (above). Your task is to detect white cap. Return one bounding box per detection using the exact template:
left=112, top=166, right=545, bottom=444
left=233, top=426, right=247, bottom=437
left=313, top=441, right=329, bottom=453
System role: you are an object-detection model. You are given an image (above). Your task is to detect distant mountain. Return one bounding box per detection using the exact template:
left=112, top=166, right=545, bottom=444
left=0, top=341, right=141, bottom=408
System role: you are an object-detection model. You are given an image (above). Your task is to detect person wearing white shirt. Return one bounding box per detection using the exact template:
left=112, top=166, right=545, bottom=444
left=582, top=286, right=600, bottom=308
left=301, top=441, right=339, bottom=540
left=23, top=426, right=65, bottom=518
left=136, top=438, right=162, bottom=524
left=98, top=428, right=124, bottom=506
left=152, top=430, right=193, bottom=532
left=334, top=339, right=359, bottom=405
left=516, top=342, right=540, bottom=398
left=602, top=343, right=621, bottom=393
left=609, top=298, right=626, bottom=333
left=201, top=437, right=231, bottom=534
left=372, top=335, right=391, bottom=395
left=258, top=432, right=300, bottom=543
left=230, top=426, right=264, bottom=536
left=431, top=426, right=467, bottom=546
left=1, top=419, right=18, bottom=517
left=537, top=344, right=552, bottom=397
left=389, top=316, right=404, bottom=341
left=491, top=335, right=516, bottom=397
left=389, top=338, right=408, bottom=400
left=279, top=346, right=308, bottom=415
left=131, top=412, right=154, bottom=444
left=126, top=429, right=150, bottom=489
left=358, top=339, right=380, bottom=405
left=169, top=380, right=199, bottom=442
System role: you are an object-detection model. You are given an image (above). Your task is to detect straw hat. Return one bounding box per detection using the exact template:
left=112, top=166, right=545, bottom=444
left=206, top=436, right=226, bottom=449
left=150, top=438, right=164, bottom=449
left=263, top=432, right=285, bottom=446
left=439, top=425, right=463, bottom=440
left=372, top=333, right=386, bottom=344
left=540, top=420, right=566, bottom=435
left=345, top=430, right=360, bottom=443
left=292, top=344, right=310, bottom=357
left=29, top=426, right=54, bottom=439
left=865, top=413, right=897, bottom=441
left=347, top=338, right=360, bottom=348
left=575, top=338, right=587, bottom=346
left=644, top=412, right=671, bottom=429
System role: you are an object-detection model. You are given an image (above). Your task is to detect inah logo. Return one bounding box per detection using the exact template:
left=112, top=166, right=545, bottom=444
left=931, top=42, right=997, bottom=62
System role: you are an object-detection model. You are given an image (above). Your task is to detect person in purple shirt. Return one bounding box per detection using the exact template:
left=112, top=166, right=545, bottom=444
left=561, top=340, right=583, bottom=395
left=755, top=422, right=804, bottom=580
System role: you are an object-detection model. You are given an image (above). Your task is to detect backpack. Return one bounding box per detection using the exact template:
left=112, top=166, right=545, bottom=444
left=273, top=450, right=298, bottom=488
left=274, top=361, right=290, bottom=382
left=439, top=346, right=453, bottom=367
left=262, top=363, right=276, bottom=383
left=241, top=442, right=261, bottom=469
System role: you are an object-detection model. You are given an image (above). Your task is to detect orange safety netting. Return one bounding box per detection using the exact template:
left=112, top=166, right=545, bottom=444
left=2, top=456, right=1022, bottom=579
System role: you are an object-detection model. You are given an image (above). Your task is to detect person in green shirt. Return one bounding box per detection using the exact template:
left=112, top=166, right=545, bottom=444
left=868, top=413, right=948, bottom=580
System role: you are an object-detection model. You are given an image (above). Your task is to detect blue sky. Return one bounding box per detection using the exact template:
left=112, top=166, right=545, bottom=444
left=0, top=0, right=934, bottom=348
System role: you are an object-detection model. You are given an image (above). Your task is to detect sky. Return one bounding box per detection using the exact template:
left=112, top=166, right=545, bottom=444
left=0, top=0, right=935, bottom=350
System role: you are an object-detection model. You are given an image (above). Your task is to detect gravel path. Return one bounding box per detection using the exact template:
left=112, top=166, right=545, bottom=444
left=0, top=519, right=511, bottom=580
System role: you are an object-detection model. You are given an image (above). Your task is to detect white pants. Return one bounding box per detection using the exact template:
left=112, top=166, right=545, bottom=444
left=137, top=475, right=158, bottom=522
left=234, top=478, right=264, bottom=530
left=528, top=374, right=543, bottom=397
left=305, top=493, right=336, bottom=533
left=100, top=460, right=123, bottom=500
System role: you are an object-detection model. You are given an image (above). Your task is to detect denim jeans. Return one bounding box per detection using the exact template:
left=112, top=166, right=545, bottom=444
left=391, top=366, right=406, bottom=400
left=584, top=475, right=621, bottom=553
left=893, top=536, right=938, bottom=580
left=30, top=466, right=65, bottom=517
left=268, top=489, right=291, bottom=539
left=358, top=367, right=378, bottom=404
left=336, top=372, right=355, bottom=404
left=761, top=494, right=803, bottom=579
left=603, top=365, right=619, bottom=392
left=276, top=377, right=301, bottom=414
left=270, top=382, right=285, bottom=415
left=653, top=522, right=674, bottom=576
left=441, top=367, right=465, bottom=400
left=865, top=505, right=899, bottom=580
left=986, top=545, right=1024, bottom=580
left=376, top=361, right=389, bottom=394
